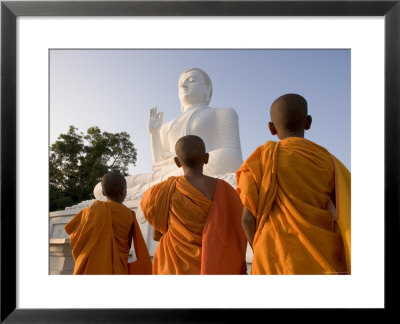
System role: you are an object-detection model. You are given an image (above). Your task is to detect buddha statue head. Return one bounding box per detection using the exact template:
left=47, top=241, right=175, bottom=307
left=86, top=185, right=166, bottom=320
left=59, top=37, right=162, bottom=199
left=179, top=68, right=213, bottom=111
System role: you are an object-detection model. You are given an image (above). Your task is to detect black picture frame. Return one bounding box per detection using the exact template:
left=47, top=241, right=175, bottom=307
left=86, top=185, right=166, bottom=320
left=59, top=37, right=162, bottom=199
left=1, top=0, right=398, bottom=322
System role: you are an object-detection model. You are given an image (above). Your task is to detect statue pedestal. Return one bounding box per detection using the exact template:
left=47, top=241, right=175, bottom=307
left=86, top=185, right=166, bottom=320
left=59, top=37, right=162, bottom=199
left=49, top=210, right=75, bottom=275
left=49, top=238, right=74, bottom=275
left=49, top=196, right=252, bottom=274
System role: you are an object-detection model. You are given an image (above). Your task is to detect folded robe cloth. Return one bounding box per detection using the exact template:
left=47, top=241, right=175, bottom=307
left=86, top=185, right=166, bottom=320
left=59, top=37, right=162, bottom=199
left=141, top=176, right=247, bottom=275
left=236, top=137, right=351, bottom=275
left=128, top=213, right=152, bottom=275
left=65, top=200, right=151, bottom=275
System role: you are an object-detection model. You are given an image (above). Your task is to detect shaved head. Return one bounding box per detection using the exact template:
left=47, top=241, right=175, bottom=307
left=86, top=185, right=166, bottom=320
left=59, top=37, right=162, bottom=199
left=175, top=135, right=207, bottom=168
left=101, top=172, right=126, bottom=200
left=270, top=94, right=308, bottom=133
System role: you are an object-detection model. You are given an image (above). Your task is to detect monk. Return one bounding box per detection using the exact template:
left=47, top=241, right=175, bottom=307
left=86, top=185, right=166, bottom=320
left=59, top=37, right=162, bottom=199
left=236, top=94, right=351, bottom=275
left=65, top=172, right=151, bottom=274
left=140, top=135, right=247, bottom=275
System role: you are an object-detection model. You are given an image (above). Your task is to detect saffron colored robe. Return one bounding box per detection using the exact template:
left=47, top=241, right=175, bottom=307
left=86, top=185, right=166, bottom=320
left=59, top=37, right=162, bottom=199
left=140, top=176, right=247, bottom=275
left=236, top=138, right=351, bottom=275
left=65, top=200, right=151, bottom=275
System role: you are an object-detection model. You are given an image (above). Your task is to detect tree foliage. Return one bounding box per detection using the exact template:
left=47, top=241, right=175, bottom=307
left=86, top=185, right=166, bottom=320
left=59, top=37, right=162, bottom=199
left=50, top=126, right=137, bottom=211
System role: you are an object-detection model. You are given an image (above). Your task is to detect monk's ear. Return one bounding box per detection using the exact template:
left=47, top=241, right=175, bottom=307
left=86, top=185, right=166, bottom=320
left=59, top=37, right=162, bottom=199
left=268, top=122, right=277, bottom=136
left=174, top=157, right=182, bottom=168
left=204, top=153, right=209, bottom=164
left=305, top=115, right=312, bottom=130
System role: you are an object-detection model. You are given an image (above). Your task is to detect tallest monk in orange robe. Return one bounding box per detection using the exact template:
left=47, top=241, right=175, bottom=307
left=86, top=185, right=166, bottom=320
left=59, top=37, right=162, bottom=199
left=236, top=94, right=351, bottom=275
left=141, top=135, right=247, bottom=275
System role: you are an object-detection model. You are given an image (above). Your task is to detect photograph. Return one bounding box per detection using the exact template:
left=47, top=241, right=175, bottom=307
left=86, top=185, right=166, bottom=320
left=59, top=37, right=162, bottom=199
left=49, top=49, right=351, bottom=276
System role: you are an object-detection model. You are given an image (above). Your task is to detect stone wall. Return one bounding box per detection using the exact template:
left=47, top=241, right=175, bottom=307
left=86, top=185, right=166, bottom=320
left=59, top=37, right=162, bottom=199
left=49, top=210, right=75, bottom=275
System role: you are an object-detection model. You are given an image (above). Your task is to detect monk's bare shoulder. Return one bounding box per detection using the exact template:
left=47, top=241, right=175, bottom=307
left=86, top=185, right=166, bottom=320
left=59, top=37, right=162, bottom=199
left=204, top=175, right=218, bottom=199
left=204, top=175, right=218, bottom=186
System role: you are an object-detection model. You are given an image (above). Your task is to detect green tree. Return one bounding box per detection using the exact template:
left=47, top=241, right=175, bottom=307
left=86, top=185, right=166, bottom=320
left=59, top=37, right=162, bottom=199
left=49, top=125, right=137, bottom=211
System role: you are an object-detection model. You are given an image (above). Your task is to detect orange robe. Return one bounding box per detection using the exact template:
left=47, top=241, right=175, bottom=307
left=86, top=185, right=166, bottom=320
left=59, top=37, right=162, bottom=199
left=127, top=214, right=153, bottom=275
left=236, top=138, right=351, bottom=275
left=140, top=176, right=247, bottom=275
left=65, top=200, right=151, bottom=275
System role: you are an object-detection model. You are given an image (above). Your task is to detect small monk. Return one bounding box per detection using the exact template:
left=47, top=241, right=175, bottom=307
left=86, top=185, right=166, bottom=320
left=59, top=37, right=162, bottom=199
left=140, top=135, right=247, bottom=275
left=65, top=172, right=151, bottom=274
left=236, top=94, right=351, bottom=275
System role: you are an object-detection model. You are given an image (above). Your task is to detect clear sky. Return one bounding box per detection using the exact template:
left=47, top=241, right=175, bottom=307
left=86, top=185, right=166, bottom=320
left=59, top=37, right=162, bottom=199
left=50, top=49, right=350, bottom=175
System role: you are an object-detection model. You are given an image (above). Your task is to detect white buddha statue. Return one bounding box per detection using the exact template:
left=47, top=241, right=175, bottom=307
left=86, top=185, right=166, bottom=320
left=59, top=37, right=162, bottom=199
left=93, top=67, right=243, bottom=200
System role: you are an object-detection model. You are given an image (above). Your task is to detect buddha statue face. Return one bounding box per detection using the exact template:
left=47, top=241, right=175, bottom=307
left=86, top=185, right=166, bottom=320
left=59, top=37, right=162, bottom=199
left=178, top=68, right=212, bottom=110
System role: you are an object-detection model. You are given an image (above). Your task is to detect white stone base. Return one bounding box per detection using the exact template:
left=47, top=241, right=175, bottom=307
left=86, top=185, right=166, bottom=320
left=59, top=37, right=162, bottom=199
left=49, top=238, right=74, bottom=275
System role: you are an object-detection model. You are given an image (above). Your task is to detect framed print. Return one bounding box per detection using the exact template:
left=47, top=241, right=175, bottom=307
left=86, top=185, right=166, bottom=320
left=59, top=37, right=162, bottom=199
left=1, top=0, right=399, bottom=322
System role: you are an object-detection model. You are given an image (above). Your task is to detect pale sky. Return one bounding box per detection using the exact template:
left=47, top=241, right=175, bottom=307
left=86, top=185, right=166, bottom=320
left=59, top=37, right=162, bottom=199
left=50, top=49, right=351, bottom=175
